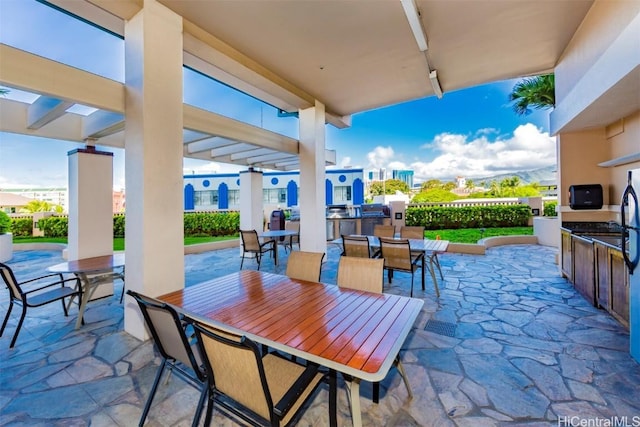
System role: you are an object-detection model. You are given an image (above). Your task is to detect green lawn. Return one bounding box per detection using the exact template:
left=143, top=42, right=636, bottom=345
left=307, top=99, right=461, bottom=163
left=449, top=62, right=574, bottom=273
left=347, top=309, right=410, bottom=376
left=13, top=235, right=239, bottom=251
left=424, top=226, right=533, bottom=244
left=13, top=227, right=532, bottom=247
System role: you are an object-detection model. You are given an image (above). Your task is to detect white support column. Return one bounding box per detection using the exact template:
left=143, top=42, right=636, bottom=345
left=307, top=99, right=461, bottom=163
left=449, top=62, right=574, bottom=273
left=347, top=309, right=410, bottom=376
left=123, top=0, right=184, bottom=340
left=299, top=101, right=327, bottom=254
left=67, top=147, right=115, bottom=298
left=67, top=147, right=114, bottom=260
left=239, top=167, right=264, bottom=234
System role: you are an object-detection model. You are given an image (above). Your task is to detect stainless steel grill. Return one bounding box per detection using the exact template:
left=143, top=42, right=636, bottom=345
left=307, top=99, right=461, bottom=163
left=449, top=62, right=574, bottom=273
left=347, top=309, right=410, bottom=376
left=326, top=205, right=350, bottom=219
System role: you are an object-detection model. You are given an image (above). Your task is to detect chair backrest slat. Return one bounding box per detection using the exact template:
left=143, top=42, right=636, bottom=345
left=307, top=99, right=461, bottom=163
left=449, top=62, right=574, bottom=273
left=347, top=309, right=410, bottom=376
left=128, top=290, right=204, bottom=380
left=380, top=238, right=414, bottom=271
left=400, top=226, right=425, bottom=239
left=194, top=324, right=272, bottom=420
left=373, top=224, right=395, bottom=238
left=286, top=251, right=324, bottom=282
left=240, top=229, right=261, bottom=251
left=0, top=263, right=24, bottom=301
left=337, top=256, right=384, bottom=293
left=342, top=235, right=371, bottom=258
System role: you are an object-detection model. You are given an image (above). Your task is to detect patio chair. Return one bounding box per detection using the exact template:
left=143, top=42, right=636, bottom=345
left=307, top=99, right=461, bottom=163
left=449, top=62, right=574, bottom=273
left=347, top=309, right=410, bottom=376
left=372, top=225, right=395, bottom=257
left=373, top=224, right=395, bottom=238
left=240, top=229, right=276, bottom=270
left=285, top=251, right=325, bottom=282
left=342, top=234, right=372, bottom=258
left=336, top=256, right=412, bottom=404
left=283, top=221, right=300, bottom=252
left=379, top=237, right=424, bottom=297
left=0, top=262, right=82, bottom=349
left=400, top=226, right=425, bottom=239
left=190, top=322, right=329, bottom=427
left=127, top=290, right=207, bottom=427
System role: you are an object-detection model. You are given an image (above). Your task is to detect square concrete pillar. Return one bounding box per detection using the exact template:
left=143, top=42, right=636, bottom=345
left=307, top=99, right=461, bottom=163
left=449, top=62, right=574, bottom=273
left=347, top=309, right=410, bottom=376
left=67, top=147, right=115, bottom=300
left=299, top=101, right=327, bottom=254
left=123, top=0, right=184, bottom=340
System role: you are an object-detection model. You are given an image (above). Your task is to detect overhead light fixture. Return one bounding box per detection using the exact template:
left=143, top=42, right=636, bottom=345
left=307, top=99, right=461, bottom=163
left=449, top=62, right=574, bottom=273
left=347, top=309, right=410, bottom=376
left=429, top=70, right=443, bottom=99
left=400, top=0, right=428, bottom=51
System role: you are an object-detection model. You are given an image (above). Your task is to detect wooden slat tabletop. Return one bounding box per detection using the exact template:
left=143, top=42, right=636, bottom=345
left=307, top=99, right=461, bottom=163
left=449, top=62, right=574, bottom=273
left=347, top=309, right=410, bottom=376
left=48, top=253, right=125, bottom=274
left=158, top=270, right=423, bottom=381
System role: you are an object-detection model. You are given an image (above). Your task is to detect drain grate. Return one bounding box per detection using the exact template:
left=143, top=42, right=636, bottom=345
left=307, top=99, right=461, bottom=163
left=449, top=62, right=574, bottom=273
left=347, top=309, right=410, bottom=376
left=424, top=319, right=457, bottom=337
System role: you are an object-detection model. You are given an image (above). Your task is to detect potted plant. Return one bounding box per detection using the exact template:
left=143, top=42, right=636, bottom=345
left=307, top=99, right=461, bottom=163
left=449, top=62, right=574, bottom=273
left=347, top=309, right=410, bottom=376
left=0, top=211, right=13, bottom=262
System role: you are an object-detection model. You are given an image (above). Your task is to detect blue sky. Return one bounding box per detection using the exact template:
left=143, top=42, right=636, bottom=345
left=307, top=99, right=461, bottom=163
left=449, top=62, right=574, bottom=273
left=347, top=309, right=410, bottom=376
left=0, top=0, right=555, bottom=190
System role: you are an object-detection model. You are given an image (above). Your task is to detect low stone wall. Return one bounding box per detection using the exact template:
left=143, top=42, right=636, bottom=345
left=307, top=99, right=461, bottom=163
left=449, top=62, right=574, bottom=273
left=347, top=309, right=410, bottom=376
left=446, top=235, right=539, bottom=254
left=479, top=235, right=538, bottom=248
left=183, top=239, right=239, bottom=254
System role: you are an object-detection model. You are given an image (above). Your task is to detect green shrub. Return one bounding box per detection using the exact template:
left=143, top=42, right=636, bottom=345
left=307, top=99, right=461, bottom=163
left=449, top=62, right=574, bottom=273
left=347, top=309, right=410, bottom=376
left=406, top=204, right=531, bottom=229
left=114, top=214, right=125, bottom=237
left=543, top=201, right=557, bottom=216
left=183, top=211, right=240, bottom=237
left=0, top=211, right=11, bottom=234
left=38, top=216, right=69, bottom=237
left=10, top=217, right=33, bottom=237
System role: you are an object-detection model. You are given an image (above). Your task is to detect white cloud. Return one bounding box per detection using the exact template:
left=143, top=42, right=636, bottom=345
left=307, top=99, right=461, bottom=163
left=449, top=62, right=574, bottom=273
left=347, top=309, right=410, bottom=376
left=366, top=146, right=395, bottom=169
left=367, top=123, right=556, bottom=182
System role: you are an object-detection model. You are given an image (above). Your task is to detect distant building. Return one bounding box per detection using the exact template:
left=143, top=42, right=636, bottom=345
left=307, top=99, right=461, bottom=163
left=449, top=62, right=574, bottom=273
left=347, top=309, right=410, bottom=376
left=0, top=188, right=67, bottom=212
left=392, top=170, right=414, bottom=188
left=0, top=192, right=35, bottom=213
left=455, top=176, right=466, bottom=188
left=183, top=168, right=365, bottom=211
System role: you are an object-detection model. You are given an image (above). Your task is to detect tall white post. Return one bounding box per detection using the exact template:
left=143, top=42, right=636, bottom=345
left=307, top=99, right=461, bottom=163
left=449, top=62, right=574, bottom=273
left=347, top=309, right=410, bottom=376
left=67, top=147, right=115, bottom=299
left=239, top=168, right=265, bottom=232
left=123, top=0, right=184, bottom=340
left=299, top=101, right=327, bottom=254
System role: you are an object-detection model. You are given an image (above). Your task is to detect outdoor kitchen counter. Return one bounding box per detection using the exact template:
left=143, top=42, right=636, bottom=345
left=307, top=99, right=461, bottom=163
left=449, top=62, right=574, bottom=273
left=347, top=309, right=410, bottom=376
left=560, top=223, right=629, bottom=328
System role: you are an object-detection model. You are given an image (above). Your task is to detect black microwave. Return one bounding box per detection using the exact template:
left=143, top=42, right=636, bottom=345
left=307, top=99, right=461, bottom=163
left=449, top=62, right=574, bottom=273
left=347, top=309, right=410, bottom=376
left=569, top=184, right=603, bottom=210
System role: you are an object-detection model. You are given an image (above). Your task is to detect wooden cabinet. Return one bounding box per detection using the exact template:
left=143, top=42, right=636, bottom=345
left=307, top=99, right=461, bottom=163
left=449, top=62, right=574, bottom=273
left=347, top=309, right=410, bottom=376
left=595, top=242, right=610, bottom=308
left=609, top=249, right=629, bottom=326
left=594, top=241, right=629, bottom=327
left=561, top=229, right=572, bottom=280
left=572, top=235, right=595, bottom=305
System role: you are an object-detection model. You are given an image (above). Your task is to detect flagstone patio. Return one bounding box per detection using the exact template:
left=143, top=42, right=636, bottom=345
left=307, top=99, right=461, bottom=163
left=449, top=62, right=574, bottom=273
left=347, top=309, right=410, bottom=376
left=1, top=243, right=638, bottom=426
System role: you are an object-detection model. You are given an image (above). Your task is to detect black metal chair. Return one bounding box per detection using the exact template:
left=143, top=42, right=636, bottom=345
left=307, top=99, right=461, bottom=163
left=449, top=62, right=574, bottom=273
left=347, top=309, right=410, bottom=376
left=336, top=256, right=413, bottom=404
left=285, top=251, right=325, bottom=282
left=240, top=229, right=276, bottom=270
left=127, top=290, right=207, bottom=427
left=0, top=262, right=82, bottom=349
left=341, top=234, right=372, bottom=258
left=190, top=321, right=331, bottom=427
left=379, top=237, right=424, bottom=297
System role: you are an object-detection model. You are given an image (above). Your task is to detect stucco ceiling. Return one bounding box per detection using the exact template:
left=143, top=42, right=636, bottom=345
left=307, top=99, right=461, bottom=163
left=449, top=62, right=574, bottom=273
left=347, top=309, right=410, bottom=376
left=1, top=0, right=600, bottom=171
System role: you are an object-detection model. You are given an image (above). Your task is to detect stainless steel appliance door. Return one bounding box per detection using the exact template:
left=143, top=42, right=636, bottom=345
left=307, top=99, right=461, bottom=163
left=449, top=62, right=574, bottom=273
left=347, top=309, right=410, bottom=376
left=623, top=168, right=640, bottom=363
left=621, top=170, right=640, bottom=273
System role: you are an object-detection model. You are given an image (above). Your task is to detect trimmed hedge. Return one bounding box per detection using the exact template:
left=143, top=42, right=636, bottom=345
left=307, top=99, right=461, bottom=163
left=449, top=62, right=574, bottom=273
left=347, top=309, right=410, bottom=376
left=25, top=211, right=241, bottom=238
left=183, top=211, right=240, bottom=237
left=38, top=216, right=69, bottom=237
left=10, top=217, right=33, bottom=237
left=406, top=205, right=531, bottom=230
left=543, top=201, right=557, bottom=217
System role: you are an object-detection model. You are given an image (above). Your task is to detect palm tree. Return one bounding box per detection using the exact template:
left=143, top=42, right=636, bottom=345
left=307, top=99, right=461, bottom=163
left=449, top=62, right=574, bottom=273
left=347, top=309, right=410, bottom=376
left=509, top=74, right=555, bottom=115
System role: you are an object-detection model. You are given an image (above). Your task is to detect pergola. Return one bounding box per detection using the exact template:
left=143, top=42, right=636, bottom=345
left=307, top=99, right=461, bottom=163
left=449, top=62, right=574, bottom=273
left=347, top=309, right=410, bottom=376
left=2, top=0, right=638, bottom=339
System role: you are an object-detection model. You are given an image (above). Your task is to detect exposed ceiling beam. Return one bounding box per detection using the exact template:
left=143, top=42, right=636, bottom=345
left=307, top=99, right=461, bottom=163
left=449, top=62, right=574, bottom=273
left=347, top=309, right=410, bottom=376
left=185, top=136, right=236, bottom=154
left=0, top=44, right=124, bottom=113
left=27, top=96, right=74, bottom=129
left=83, top=110, right=125, bottom=139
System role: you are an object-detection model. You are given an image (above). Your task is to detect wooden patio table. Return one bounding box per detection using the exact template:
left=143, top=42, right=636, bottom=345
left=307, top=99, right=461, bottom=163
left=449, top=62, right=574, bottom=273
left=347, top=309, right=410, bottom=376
left=157, top=270, right=423, bottom=427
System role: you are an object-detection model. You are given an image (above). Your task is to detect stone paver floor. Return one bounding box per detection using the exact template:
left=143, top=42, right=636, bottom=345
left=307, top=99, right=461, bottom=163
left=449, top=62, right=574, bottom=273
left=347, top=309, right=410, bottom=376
left=1, top=244, right=639, bottom=426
